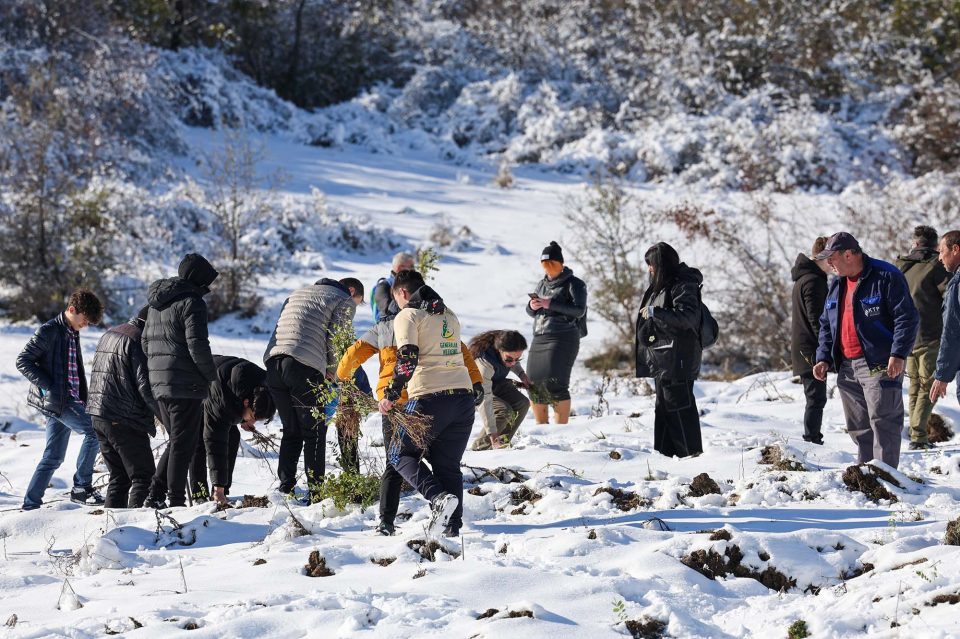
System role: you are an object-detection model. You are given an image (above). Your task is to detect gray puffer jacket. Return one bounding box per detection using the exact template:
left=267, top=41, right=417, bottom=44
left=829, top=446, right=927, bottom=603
left=263, top=278, right=357, bottom=376
left=525, top=267, right=588, bottom=336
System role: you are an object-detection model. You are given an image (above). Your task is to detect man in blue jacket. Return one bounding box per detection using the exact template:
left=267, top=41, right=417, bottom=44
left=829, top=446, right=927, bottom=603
left=813, top=232, right=919, bottom=468
left=930, top=230, right=960, bottom=406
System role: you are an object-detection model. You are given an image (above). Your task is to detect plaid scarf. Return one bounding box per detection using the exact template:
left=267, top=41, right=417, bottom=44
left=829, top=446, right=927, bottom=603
left=66, top=326, right=82, bottom=404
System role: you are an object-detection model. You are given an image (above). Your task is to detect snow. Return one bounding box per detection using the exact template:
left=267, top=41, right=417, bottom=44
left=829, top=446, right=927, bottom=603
left=1, top=135, right=959, bottom=638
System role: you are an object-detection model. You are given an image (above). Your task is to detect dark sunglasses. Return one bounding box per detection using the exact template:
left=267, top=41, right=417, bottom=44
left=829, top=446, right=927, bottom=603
left=502, top=355, right=523, bottom=364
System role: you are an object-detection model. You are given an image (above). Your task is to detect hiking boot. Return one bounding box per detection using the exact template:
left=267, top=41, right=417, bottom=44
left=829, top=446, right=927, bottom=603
left=70, top=486, right=104, bottom=506
left=908, top=441, right=934, bottom=450
left=427, top=492, right=459, bottom=538
left=375, top=521, right=396, bottom=536
left=144, top=497, right=168, bottom=510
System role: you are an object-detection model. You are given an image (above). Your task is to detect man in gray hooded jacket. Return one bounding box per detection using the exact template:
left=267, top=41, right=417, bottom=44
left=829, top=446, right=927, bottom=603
left=264, top=276, right=363, bottom=501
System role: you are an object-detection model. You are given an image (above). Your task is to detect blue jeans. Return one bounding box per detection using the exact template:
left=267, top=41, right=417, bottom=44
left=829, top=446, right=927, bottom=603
left=23, top=400, right=99, bottom=509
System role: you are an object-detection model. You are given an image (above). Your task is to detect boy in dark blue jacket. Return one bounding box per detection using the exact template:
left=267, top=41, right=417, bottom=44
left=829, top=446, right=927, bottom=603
left=813, top=232, right=918, bottom=468
left=17, top=289, right=105, bottom=509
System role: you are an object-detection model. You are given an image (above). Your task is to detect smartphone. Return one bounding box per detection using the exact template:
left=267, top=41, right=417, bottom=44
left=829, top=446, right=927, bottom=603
left=528, top=293, right=539, bottom=299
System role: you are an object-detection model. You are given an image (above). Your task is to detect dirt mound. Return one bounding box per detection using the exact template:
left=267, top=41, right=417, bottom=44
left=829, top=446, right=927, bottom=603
left=687, top=473, right=721, bottom=497
left=304, top=551, right=334, bottom=577
left=841, top=465, right=899, bottom=503
left=370, top=556, right=396, bottom=567
left=709, top=529, right=732, bottom=541
left=928, top=413, right=954, bottom=443
left=625, top=617, right=667, bottom=638
left=510, top=486, right=542, bottom=505
left=945, top=517, right=960, bottom=546
left=759, top=445, right=807, bottom=472
left=407, top=539, right=460, bottom=561
left=240, top=495, right=270, bottom=508
left=927, top=593, right=960, bottom=606
left=681, top=545, right=797, bottom=591
left=594, top=486, right=650, bottom=511
left=476, top=608, right=534, bottom=620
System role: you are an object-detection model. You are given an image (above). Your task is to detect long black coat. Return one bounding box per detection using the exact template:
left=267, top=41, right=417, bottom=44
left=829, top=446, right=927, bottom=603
left=525, top=267, right=588, bottom=336
left=87, top=318, right=160, bottom=434
left=16, top=312, right=86, bottom=417
left=142, top=277, right=218, bottom=399
left=790, top=254, right=828, bottom=376
left=635, top=264, right=703, bottom=381
left=204, top=355, right=266, bottom=488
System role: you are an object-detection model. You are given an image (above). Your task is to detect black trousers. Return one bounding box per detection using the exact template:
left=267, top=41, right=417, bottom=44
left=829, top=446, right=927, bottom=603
left=379, top=415, right=403, bottom=525
left=92, top=417, right=155, bottom=508
left=188, top=418, right=242, bottom=498
left=267, top=356, right=329, bottom=497
left=801, top=372, right=827, bottom=444
left=389, top=392, right=474, bottom=531
left=149, top=398, right=205, bottom=507
left=653, top=379, right=702, bottom=458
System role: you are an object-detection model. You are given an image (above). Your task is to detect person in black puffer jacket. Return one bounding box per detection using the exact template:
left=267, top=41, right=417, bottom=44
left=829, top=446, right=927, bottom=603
left=183, top=355, right=275, bottom=507
left=87, top=306, right=161, bottom=508
left=791, top=237, right=831, bottom=445
left=635, top=242, right=704, bottom=458
left=525, top=241, right=588, bottom=424
left=143, top=253, right=219, bottom=508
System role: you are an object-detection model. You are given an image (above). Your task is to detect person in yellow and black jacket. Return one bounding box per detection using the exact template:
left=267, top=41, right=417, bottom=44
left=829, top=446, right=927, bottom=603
left=337, top=297, right=482, bottom=536
left=375, top=270, right=483, bottom=539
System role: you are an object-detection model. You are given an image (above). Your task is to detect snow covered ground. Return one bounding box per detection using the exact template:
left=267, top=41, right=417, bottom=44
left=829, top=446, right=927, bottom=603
left=1, top=136, right=959, bottom=638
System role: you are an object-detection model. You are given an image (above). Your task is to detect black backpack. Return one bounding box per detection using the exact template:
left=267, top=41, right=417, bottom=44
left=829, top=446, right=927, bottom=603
left=698, top=287, right=719, bottom=349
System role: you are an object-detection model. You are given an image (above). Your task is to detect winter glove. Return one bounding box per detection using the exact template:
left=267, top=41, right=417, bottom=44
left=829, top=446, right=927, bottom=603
left=472, top=382, right=485, bottom=407
left=640, top=306, right=655, bottom=320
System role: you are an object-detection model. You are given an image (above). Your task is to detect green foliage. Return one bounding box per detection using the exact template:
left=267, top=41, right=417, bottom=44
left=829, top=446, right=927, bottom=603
left=612, top=598, right=628, bottom=622
left=787, top=620, right=810, bottom=639
left=314, top=471, right=381, bottom=511
left=528, top=381, right=557, bottom=406
left=415, top=247, right=440, bottom=282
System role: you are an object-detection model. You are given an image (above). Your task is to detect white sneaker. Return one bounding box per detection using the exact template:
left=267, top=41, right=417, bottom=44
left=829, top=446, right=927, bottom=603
left=427, top=492, right=459, bottom=538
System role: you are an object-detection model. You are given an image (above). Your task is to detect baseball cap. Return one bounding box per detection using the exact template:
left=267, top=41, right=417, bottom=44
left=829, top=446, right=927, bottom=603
left=815, top=232, right=860, bottom=260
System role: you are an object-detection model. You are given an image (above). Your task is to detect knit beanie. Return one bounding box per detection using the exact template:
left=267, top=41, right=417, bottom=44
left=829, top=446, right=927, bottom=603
left=540, top=241, right=564, bottom=263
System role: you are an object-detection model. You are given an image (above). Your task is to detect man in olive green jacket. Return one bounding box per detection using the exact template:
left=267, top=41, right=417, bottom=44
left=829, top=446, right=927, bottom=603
left=896, top=225, right=951, bottom=449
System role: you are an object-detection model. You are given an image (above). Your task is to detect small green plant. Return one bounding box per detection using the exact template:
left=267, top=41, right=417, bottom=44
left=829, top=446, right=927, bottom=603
left=787, top=619, right=810, bottom=639
left=528, top=381, right=557, bottom=406
left=612, top=598, right=628, bottom=623
left=314, top=471, right=381, bottom=511
left=415, top=247, right=440, bottom=281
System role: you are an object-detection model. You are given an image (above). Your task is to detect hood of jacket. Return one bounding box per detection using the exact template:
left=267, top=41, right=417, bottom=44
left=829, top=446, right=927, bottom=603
left=148, top=277, right=208, bottom=310
left=791, top=253, right=827, bottom=282
left=896, top=247, right=939, bottom=266
left=178, top=253, right=219, bottom=288
left=407, top=285, right=445, bottom=315
left=674, top=263, right=703, bottom=286
left=315, top=278, right=350, bottom=296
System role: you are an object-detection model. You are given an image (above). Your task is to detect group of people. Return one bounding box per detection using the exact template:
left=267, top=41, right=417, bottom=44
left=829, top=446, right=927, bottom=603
left=791, top=227, right=960, bottom=468
left=14, top=228, right=960, bottom=535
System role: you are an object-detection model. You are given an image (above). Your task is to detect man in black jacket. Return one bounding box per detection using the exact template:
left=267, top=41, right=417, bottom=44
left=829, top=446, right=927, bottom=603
left=17, top=289, right=104, bottom=510
left=791, top=237, right=831, bottom=444
left=186, top=355, right=275, bottom=507
left=87, top=306, right=160, bottom=508
left=143, top=253, right=219, bottom=508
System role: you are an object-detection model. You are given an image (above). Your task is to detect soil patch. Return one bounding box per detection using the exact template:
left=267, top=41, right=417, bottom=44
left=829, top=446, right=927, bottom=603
left=507, top=610, right=534, bottom=618
left=253, top=558, right=266, bottom=566
left=927, top=593, right=960, bottom=606
left=759, top=445, right=807, bottom=472
left=841, top=465, right=900, bottom=503
left=927, top=413, right=954, bottom=443
left=687, top=473, right=721, bottom=497
left=594, top=486, right=650, bottom=511
left=625, top=617, right=667, bottom=639
left=841, top=562, right=874, bottom=580
left=709, top=529, right=732, bottom=541
left=945, top=517, right=960, bottom=546
left=681, top=545, right=797, bottom=591
left=304, top=551, right=335, bottom=577
left=509, top=486, right=542, bottom=505
left=407, top=538, right=460, bottom=561
left=467, top=486, right=486, bottom=496
left=477, top=609, right=499, bottom=620
left=371, top=556, right=396, bottom=567
left=609, top=450, right=622, bottom=460
left=240, top=495, right=270, bottom=508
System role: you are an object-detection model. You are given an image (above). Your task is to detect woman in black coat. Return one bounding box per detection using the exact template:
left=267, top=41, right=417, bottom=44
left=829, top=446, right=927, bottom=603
left=526, top=241, right=588, bottom=424
left=635, top=242, right=704, bottom=458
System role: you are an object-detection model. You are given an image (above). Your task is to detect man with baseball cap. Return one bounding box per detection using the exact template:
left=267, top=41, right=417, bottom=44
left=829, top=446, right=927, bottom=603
left=812, top=232, right=919, bottom=467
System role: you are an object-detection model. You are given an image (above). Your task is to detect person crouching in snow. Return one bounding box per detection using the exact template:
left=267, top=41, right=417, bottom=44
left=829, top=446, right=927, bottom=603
left=184, top=355, right=276, bottom=507
left=468, top=330, right=531, bottom=450
left=377, top=270, right=483, bottom=538
left=338, top=298, right=483, bottom=536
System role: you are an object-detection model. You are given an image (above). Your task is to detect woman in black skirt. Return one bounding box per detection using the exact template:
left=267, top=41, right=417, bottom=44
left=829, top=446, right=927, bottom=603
left=635, top=242, right=704, bottom=457
left=526, top=241, right=588, bottom=424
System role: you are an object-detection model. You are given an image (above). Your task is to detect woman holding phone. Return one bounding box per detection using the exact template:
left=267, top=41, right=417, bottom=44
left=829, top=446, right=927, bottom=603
left=525, top=241, right=588, bottom=424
